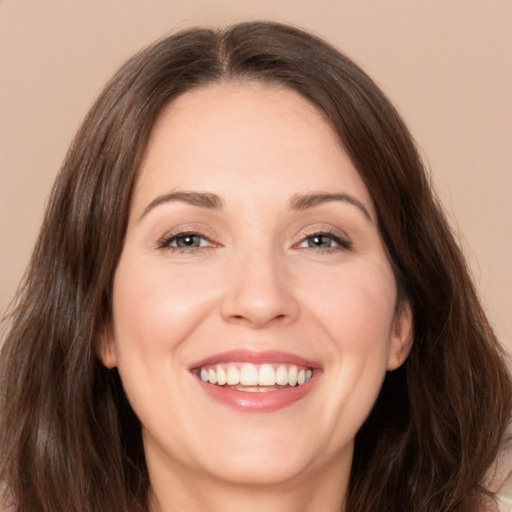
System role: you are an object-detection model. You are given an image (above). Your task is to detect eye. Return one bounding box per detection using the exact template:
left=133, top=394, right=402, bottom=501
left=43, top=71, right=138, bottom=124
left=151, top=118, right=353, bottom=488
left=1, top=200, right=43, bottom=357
left=158, top=231, right=214, bottom=251
left=301, top=234, right=335, bottom=249
left=297, top=231, right=351, bottom=251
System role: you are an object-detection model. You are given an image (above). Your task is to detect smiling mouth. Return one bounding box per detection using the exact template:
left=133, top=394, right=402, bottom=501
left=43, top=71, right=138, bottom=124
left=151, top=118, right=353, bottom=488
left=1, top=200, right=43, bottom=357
left=190, top=350, right=320, bottom=412
left=194, top=363, right=314, bottom=391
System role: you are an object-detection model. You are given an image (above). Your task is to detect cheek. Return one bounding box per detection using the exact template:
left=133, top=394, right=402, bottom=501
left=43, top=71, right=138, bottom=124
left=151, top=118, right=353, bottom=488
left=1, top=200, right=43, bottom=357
left=111, top=256, right=219, bottom=360
left=110, top=256, right=221, bottom=441
left=304, top=263, right=397, bottom=351
left=301, top=264, right=397, bottom=418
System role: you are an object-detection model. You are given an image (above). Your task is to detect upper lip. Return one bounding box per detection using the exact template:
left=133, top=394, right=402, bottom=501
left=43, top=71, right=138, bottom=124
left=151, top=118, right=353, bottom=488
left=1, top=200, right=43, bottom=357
left=189, top=349, right=321, bottom=370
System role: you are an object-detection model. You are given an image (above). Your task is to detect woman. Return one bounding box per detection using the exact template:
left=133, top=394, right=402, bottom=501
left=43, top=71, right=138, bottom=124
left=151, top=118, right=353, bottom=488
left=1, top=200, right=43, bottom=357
left=0, top=21, right=510, bottom=512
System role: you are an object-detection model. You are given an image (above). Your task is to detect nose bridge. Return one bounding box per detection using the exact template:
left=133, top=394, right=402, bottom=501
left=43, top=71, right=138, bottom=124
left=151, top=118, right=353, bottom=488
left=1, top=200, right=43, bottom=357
left=221, top=242, right=298, bottom=328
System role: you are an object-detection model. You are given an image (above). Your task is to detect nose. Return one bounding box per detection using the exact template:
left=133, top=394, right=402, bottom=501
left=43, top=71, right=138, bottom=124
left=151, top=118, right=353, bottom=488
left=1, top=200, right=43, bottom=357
left=220, top=248, right=299, bottom=329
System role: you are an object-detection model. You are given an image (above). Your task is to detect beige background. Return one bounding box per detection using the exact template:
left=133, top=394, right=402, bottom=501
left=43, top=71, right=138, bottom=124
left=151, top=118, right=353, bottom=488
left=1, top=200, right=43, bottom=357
left=0, top=1, right=511, bottom=351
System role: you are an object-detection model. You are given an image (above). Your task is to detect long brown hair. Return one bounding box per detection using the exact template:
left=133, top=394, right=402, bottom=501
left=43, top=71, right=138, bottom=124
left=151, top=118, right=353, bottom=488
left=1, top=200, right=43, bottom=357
left=1, top=21, right=510, bottom=512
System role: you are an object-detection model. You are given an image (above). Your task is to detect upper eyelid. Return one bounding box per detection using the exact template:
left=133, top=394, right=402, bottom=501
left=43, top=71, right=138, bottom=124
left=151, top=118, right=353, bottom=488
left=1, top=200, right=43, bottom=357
left=157, top=228, right=218, bottom=249
left=294, top=226, right=353, bottom=250
left=163, top=232, right=209, bottom=243
left=297, top=226, right=351, bottom=241
left=299, top=234, right=350, bottom=248
left=159, top=223, right=218, bottom=238
left=154, top=224, right=351, bottom=248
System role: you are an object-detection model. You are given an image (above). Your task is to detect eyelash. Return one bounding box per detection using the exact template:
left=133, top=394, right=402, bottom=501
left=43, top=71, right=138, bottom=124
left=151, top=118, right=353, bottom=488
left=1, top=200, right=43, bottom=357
left=297, top=230, right=352, bottom=253
left=157, top=231, right=216, bottom=254
left=157, top=229, right=352, bottom=254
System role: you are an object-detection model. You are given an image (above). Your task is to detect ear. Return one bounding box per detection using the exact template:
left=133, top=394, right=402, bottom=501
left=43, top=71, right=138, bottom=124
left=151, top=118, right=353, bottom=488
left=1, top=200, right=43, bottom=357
left=97, top=325, right=118, bottom=369
left=387, top=300, right=414, bottom=371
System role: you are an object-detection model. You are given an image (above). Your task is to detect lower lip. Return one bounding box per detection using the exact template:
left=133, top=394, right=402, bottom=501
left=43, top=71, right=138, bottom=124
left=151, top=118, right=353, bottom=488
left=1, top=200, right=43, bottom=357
left=195, top=374, right=319, bottom=413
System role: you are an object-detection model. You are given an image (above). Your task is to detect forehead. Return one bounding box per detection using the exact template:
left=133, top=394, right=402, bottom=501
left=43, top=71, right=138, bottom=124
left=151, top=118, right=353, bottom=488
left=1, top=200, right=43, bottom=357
left=154, top=80, right=333, bottom=132
left=133, top=81, right=374, bottom=216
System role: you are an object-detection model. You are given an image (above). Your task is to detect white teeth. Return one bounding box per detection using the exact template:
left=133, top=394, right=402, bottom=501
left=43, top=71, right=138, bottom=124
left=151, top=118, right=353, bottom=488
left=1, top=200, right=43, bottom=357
left=288, top=365, right=298, bottom=386
left=240, top=363, right=259, bottom=385
left=275, top=364, right=288, bottom=385
left=226, top=366, right=240, bottom=385
left=208, top=368, right=218, bottom=385
left=198, top=362, right=314, bottom=388
left=258, top=364, right=276, bottom=386
left=216, top=365, right=227, bottom=385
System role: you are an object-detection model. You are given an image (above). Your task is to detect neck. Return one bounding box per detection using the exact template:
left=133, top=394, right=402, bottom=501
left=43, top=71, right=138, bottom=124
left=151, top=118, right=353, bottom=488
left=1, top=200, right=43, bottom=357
left=148, top=454, right=350, bottom=512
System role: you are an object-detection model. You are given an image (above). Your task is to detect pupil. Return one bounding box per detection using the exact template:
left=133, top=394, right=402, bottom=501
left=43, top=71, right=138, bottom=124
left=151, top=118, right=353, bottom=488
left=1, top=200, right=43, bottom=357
left=178, top=235, right=198, bottom=247
left=310, top=235, right=330, bottom=248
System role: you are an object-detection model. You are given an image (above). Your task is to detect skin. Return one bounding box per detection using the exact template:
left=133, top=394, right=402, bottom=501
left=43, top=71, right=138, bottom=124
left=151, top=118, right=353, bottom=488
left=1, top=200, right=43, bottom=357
left=101, top=82, right=413, bottom=512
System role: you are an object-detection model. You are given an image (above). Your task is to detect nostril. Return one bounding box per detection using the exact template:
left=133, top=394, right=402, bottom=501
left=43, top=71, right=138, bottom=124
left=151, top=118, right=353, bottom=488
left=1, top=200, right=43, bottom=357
left=220, top=272, right=300, bottom=327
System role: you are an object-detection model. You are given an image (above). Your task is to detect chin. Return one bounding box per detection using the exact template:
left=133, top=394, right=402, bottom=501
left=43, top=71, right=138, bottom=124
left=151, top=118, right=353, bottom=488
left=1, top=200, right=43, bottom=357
left=188, top=427, right=328, bottom=487
left=202, top=451, right=312, bottom=486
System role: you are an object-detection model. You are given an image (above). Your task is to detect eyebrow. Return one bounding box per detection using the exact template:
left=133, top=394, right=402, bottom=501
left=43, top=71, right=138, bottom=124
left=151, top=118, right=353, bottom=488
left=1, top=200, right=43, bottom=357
left=289, top=193, right=373, bottom=222
left=139, top=191, right=223, bottom=220
left=139, top=190, right=373, bottom=223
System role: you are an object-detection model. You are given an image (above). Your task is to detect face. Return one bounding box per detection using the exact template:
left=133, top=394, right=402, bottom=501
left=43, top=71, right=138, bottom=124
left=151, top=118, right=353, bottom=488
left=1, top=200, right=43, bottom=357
left=101, top=82, right=412, bottom=490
